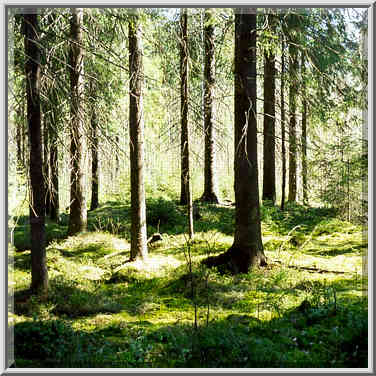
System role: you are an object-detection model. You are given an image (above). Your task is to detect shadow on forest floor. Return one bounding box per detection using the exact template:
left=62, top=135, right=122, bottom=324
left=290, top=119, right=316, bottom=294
left=11, top=197, right=367, bottom=368
left=13, top=288, right=367, bottom=368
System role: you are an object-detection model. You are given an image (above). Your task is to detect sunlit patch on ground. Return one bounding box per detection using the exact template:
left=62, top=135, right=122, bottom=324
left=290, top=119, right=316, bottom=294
left=10, top=202, right=368, bottom=368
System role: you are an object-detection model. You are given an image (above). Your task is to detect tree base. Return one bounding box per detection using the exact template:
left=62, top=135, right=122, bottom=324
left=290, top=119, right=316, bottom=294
left=89, top=201, right=99, bottom=211
left=202, top=245, right=267, bottom=274
left=200, top=191, right=219, bottom=204
left=14, top=287, right=48, bottom=304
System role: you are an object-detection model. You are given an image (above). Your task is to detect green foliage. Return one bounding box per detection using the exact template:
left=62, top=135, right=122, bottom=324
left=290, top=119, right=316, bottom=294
left=13, top=219, right=67, bottom=251
left=146, top=197, right=184, bottom=229
left=11, top=199, right=367, bottom=368
left=14, top=319, right=76, bottom=362
left=261, top=202, right=337, bottom=235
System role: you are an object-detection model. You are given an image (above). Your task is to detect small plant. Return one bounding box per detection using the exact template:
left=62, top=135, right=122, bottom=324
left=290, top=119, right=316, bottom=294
left=146, top=197, right=183, bottom=229
left=14, top=320, right=75, bottom=362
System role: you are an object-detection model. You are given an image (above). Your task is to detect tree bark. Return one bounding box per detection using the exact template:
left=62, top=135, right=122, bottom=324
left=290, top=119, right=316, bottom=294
left=43, top=115, right=51, bottom=216
left=16, top=108, right=23, bottom=170
left=129, top=10, right=148, bottom=260
left=203, top=8, right=266, bottom=273
left=288, top=42, right=298, bottom=203
left=115, top=134, right=120, bottom=178
left=44, top=13, right=59, bottom=222
left=21, top=94, right=27, bottom=168
left=23, top=12, right=48, bottom=296
left=201, top=8, right=219, bottom=204
left=262, top=14, right=276, bottom=204
left=280, top=38, right=286, bottom=211
left=90, top=107, right=99, bottom=211
left=301, top=52, right=308, bottom=205
left=179, top=9, right=194, bottom=238
left=68, top=8, right=87, bottom=235
left=49, top=122, right=59, bottom=222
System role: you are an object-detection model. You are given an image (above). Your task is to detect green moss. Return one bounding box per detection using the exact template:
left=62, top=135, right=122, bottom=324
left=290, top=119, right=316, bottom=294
left=12, top=201, right=368, bottom=368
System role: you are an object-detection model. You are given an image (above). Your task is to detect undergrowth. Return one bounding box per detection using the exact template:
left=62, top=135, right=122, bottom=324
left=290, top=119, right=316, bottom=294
left=10, top=201, right=368, bottom=368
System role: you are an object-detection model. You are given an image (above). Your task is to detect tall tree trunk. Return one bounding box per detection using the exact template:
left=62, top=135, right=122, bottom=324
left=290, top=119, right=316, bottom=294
left=129, top=10, right=148, bottom=260
left=45, top=13, right=59, bottom=222
left=262, top=14, right=276, bottom=204
left=21, top=104, right=27, bottom=167
left=23, top=12, right=48, bottom=296
left=179, top=9, right=194, bottom=238
left=115, top=134, right=120, bottom=178
left=288, top=42, right=298, bottom=203
left=68, top=8, right=87, bottom=235
left=301, top=53, right=308, bottom=205
left=16, top=107, right=23, bottom=170
left=203, top=8, right=266, bottom=273
left=43, top=116, right=51, bottom=216
left=90, top=107, right=99, bottom=211
left=49, top=121, right=59, bottom=222
left=280, top=38, right=286, bottom=211
left=201, top=8, right=219, bottom=204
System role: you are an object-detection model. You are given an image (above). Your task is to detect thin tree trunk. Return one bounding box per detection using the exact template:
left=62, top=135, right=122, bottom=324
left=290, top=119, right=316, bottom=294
left=280, top=38, right=286, bottom=210
left=301, top=53, right=308, bottom=205
left=115, top=134, right=120, bottom=178
left=262, top=14, right=276, bottom=204
left=68, top=8, right=87, bottom=235
left=129, top=10, right=148, bottom=260
left=23, top=11, right=48, bottom=296
left=288, top=42, right=298, bottom=203
left=201, top=8, right=219, bottom=204
left=179, top=8, right=194, bottom=238
left=90, top=108, right=99, bottom=211
left=43, top=116, right=51, bottom=216
left=180, top=8, right=189, bottom=206
left=49, top=121, right=59, bottom=222
left=21, top=105, right=27, bottom=167
left=203, top=8, right=266, bottom=273
left=16, top=108, right=23, bottom=170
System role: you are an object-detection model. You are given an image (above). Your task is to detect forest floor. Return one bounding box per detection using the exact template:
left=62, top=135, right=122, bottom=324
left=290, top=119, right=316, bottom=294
left=10, top=199, right=368, bottom=368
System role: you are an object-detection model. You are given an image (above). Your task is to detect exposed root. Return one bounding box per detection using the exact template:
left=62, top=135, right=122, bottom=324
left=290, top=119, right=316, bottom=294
left=202, top=246, right=267, bottom=274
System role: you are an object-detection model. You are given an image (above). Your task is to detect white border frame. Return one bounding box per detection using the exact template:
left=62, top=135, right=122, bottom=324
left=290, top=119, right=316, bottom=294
left=1, top=1, right=373, bottom=374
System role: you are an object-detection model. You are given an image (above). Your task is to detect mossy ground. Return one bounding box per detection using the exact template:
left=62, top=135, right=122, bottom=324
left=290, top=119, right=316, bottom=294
left=10, top=199, right=368, bottom=368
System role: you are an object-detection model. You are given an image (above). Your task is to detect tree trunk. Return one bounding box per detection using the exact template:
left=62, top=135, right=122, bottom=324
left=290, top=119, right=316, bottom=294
left=43, top=115, right=51, bottom=216
left=301, top=53, right=308, bottom=205
left=179, top=9, right=194, bottom=238
left=280, top=38, right=286, bottom=211
left=23, top=12, right=48, bottom=296
left=129, top=10, right=148, bottom=260
left=90, top=108, right=99, bottom=211
left=201, top=8, right=219, bottom=204
left=288, top=42, right=298, bottom=203
left=262, top=14, right=276, bottom=204
left=203, top=8, right=266, bottom=273
left=16, top=108, right=23, bottom=170
left=115, top=134, right=120, bottom=178
left=21, top=102, right=27, bottom=168
left=49, top=122, right=59, bottom=222
left=68, top=8, right=87, bottom=235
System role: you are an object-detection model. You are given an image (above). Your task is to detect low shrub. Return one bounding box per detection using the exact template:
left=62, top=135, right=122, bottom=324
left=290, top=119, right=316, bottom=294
left=146, top=197, right=184, bottom=229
